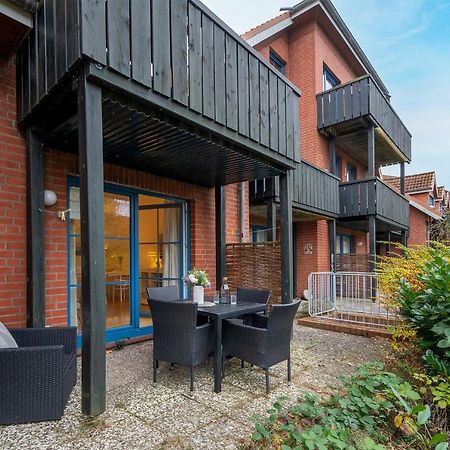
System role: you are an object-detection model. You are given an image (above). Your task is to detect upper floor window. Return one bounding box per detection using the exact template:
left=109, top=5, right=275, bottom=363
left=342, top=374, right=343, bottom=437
left=323, top=66, right=340, bottom=91
left=346, top=163, right=357, bottom=182
left=269, top=50, right=286, bottom=75
left=335, top=156, right=342, bottom=178
left=429, top=195, right=435, bottom=207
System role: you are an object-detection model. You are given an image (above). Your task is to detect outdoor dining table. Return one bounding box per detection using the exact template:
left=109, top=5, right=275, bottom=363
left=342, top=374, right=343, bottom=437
left=197, top=301, right=267, bottom=393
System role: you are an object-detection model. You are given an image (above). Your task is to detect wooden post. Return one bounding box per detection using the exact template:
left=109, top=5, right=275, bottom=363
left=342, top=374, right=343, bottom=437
left=368, top=124, right=375, bottom=178
left=387, top=231, right=391, bottom=253
left=400, top=162, right=405, bottom=195
left=267, top=200, right=276, bottom=241
left=328, top=219, right=336, bottom=272
left=26, top=128, right=45, bottom=328
left=368, top=215, right=376, bottom=273
left=280, top=171, right=293, bottom=304
left=78, top=72, right=106, bottom=417
left=215, top=185, right=226, bottom=288
left=401, top=229, right=408, bottom=247
left=329, top=136, right=336, bottom=176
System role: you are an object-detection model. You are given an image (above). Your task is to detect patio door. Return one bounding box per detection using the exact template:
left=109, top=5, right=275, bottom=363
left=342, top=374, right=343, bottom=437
left=68, top=182, right=187, bottom=342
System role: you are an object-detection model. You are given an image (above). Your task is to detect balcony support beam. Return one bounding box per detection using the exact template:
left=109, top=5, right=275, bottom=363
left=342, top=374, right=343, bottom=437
left=280, top=171, right=293, bottom=304
left=368, top=215, right=377, bottom=273
left=329, top=136, right=337, bottom=176
left=78, top=74, right=106, bottom=417
left=400, top=162, right=405, bottom=195
left=267, top=200, right=277, bottom=241
left=215, top=186, right=226, bottom=288
left=368, top=124, right=375, bottom=178
left=328, top=219, right=336, bottom=272
left=401, top=230, right=408, bottom=247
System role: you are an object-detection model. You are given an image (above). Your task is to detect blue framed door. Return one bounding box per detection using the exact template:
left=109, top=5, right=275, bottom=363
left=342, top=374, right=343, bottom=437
left=67, top=178, right=188, bottom=344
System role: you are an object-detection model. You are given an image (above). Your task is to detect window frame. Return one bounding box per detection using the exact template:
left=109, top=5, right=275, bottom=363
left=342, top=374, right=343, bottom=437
left=269, top=49, right=286, bottom=75
left=346, top=163, right=358, bottom=182
left=336, top=233, right=354, bottom=255
left=323, top=65, right=340, bottom=91
left=428, top=194, right=435, bottom=207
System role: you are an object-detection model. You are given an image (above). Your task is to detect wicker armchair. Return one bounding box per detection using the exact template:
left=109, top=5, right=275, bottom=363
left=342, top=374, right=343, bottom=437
left=146, top=285, right=179, bottom=301
left=148, top=299, right=214, bottom=391
left=0, top=326, right=77, bottom=425
left=223, top=300, right=300, bottom=393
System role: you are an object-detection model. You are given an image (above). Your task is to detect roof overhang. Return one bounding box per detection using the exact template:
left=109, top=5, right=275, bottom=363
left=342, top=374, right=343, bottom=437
left=0, top=0, right=35, bottom=27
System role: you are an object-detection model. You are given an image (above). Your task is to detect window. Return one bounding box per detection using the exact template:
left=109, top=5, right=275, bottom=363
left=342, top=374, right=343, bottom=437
left=346, top=163, right=357, bottom=182
left=323, top=66, right=340, bottom=91
left=336, top=234, right=353, bottom=255
left=428, top=195, right=435, bottom=207
left=269, top=50, right=286, bottom=74
left=251, top=225, right=270, bottom=243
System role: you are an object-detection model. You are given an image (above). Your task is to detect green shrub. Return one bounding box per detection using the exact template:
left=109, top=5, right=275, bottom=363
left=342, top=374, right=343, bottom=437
left=246, top=362, right=448, bottom=450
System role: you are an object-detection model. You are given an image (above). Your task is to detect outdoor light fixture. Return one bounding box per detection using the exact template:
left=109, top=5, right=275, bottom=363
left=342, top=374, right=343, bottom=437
left=44, top=189, right=57, bottom=207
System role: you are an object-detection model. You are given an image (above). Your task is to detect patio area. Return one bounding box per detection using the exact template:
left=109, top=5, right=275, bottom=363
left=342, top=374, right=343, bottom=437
left=0, top=325, right=388, bottom=450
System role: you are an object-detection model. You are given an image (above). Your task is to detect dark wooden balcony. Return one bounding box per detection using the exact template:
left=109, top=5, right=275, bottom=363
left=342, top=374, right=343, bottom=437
left=16, top=0, right=301, bottom=182
left=249, top=161, right=340, bottom=218
left=339, top=177, right=409, bottom=229
left=316, top=75, right=411, bottom=165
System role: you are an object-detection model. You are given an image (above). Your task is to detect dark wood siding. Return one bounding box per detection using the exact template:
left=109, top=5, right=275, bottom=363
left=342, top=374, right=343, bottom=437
left=17, top=0, right=301, bottom=167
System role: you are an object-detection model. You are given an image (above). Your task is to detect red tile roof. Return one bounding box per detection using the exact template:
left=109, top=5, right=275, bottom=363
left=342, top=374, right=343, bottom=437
left=383, top=172, right=435, bottom=193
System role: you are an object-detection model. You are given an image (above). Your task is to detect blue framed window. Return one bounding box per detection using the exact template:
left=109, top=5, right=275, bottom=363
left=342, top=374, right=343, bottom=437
left=336, top=233, right=354, bottom=255
left=269, top=50, right=286, bottom=74
left=346, top=163, right=357, bottom=182
left=67, top=177, right=188, bottom=345
left=428, top=195, right=435, bottom=207
left=323, top=65, right=340, bottom=91
left=335, top=156, right=342, bottom=178
left=251, top=225, right=270, bottom=243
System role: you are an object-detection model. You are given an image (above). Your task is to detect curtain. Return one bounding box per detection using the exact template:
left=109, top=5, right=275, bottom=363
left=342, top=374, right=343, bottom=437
left=162, top=208, right=180, bottom=287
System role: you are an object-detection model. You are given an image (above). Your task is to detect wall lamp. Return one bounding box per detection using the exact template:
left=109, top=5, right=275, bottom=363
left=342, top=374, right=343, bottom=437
left=40, top=190, right=70, bottom=221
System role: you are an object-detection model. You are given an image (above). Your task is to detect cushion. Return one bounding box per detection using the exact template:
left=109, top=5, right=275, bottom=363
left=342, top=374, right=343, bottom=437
left=0, top=322, right=18, bottom=348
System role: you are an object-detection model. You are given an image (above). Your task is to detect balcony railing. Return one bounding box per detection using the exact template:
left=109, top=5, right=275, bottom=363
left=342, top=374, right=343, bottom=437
left=316, top=75, right=411, bottom=162
left=249, top=161, right=340, bottom=218
left=339, top=177, right=409, bottom=228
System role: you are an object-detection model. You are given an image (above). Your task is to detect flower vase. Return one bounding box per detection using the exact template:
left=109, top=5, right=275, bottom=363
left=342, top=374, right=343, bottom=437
left=193, top=285, right=204, bottom=304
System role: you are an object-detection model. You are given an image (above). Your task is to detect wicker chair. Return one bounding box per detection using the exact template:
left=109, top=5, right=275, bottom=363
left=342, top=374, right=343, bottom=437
left=146, top=285, right=179, bottom=301
left=148, top=298, right=214, bottom=391
left=223, top=300, right=300, bottom=394
left=0, top=326, right=77, bottom=425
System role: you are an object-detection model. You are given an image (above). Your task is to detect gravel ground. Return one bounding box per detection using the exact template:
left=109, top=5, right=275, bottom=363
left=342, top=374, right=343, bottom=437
left=0, top=324, right=389, bottom=450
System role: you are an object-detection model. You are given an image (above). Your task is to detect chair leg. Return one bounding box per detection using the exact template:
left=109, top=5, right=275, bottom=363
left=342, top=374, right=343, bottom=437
left=241, top=359, right=244, bottom=368
left=222, top=355, right=225, bottom=380
left=287, top=357, right=291, bottom=382
left=190, top=366, right=195, bottom=392
left=153, top=359, right=157, bottom=383
left=170, top=362, right=175, bottom=371
left=265, top=368, right=270, bottom=394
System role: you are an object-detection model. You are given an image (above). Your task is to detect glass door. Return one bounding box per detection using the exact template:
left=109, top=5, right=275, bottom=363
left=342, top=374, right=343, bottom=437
left=138, top=195, right=184, bottom=326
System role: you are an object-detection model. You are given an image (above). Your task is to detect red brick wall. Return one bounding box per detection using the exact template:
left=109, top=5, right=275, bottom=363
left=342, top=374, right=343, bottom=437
left=408, top=206, right=430, bottom=247
left=0, top=57, right=27, bottom=327
left=225, top=183, right=250, bottom=243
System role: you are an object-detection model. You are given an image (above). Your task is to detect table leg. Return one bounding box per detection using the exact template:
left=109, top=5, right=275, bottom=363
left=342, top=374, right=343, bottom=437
left=214, top=317, right=223, bottom=393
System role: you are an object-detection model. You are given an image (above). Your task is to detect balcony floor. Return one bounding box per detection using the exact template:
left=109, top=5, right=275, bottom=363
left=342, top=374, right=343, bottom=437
left=0, top=325, right=388, bottom=449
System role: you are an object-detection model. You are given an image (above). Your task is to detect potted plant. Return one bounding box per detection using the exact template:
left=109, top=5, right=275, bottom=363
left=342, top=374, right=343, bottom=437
left=185, top=269, right=211, bottom=304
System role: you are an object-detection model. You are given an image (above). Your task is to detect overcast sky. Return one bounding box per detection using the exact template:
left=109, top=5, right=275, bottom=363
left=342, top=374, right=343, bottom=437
left=202, top=0, right=450, bottom=187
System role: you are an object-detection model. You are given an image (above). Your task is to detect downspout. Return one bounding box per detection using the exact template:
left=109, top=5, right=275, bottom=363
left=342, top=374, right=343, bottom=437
left=239, top=182, right=246, bottom=243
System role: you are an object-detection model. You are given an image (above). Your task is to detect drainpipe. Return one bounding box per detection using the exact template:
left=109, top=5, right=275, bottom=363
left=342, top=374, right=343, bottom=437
left=239, top=182, right=246, bottom=242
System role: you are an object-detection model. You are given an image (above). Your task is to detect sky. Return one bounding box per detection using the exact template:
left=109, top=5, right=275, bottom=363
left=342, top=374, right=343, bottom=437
left=202, top=0, right=450, bottom=188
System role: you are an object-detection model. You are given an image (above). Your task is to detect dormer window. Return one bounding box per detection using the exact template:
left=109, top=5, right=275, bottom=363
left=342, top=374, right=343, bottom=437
left=428, top=195, right=435, bottom=207
left=323, top=65, right=340, bottom=91
left=269, top=50, right=286, bottom=74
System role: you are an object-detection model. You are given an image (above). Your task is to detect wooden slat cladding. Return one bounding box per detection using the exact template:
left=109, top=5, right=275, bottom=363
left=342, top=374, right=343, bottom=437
left=339, top=178, right=409, bottom=228
left=249, top=161, right=340, bottom=218
left=316, top=75, right=411, bottom=162
left=17, top=0, right=300, bottom=166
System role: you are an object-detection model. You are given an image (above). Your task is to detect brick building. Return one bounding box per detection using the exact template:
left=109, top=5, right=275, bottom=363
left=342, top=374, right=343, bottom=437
left=244, top=0, right=411, bottom=291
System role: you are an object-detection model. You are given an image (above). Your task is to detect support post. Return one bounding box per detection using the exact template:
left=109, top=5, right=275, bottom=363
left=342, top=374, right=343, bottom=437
left=78, top=73, right=106, bottom=417
left=386, top=231, right=391, bottom=254
left=400, top=162, right=405, bottom=195
left=368, top=216, right=377, bottom=273
left=215, top=185, right=226, bottom=288
left=267, top=200, right=276, bottom=241
left=280, top=172, right=293, bottom=304
left=401, top=229, right=408, bottom=247
left=328, top=219, right=336, bottom=272
left=26, top=128, right=45, bottom=328
left=329, top=136, right=336, bottom=176
left=368, top=124, right=375, bottom=178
